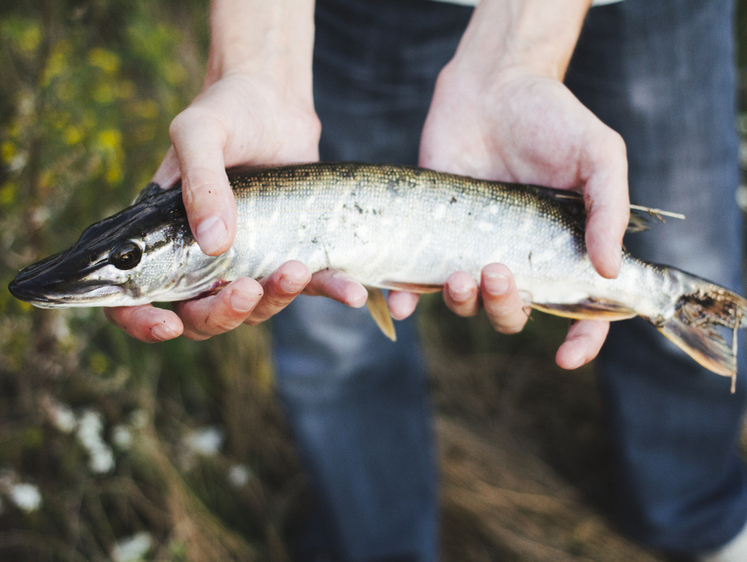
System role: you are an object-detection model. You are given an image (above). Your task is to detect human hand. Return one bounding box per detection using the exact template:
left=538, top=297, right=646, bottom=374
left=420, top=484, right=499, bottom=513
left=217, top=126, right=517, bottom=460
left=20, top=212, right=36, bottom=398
left=105, top=1, right=370, bottom=342
left=410, top=0, right=627, bottom=369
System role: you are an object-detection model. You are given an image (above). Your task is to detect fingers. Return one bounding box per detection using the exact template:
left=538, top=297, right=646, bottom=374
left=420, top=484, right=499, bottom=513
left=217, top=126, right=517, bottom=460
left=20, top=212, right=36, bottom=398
left=173, top=277, right=264, bottom=340
left=108, top=263, right=313, bottom=342
left=387, top=290, right=420, bottom=320
left=246, top=260, right=311, bottom=325
left=303, top=269, right=368, bottom=308
left=105, top=305, right=183, bottom=343
left=168, top=108, right=237, bottom=256
left=480, top=264, right=530, bottom=334
left=150, top=146, right=181, bottom=189
left=443, top=271, right=481, bottom=317
left=556, top=319, right=610, bottom=370
left=443, top=264, right=529, bottom=335
left=583, top=128, right=629, bottom=280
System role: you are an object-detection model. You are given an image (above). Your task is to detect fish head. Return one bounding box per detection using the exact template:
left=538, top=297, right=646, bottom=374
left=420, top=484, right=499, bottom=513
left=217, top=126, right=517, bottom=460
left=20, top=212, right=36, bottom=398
left=8, top=187, right=226, bottom=308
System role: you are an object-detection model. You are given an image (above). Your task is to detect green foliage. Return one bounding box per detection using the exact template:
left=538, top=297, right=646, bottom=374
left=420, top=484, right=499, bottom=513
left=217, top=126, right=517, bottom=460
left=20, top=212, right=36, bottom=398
left=0, top=1, right=298, bottom=561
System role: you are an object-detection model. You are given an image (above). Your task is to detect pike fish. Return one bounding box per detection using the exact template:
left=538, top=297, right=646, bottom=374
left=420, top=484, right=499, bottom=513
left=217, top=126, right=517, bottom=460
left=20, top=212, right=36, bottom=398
left=9, top=162, right=747, bottom=383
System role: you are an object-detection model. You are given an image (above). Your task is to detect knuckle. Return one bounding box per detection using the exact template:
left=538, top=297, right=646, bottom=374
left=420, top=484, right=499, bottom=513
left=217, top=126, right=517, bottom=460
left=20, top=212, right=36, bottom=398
left=205, top=310, right=244, bottom=334
left=168, top=108, right=195, bottom=140
left=182, top=329, right=211, bottom=341
left=595, top=127, right=627, bottom=165
left=497, top=318, right=526, bottom=335
left=486, top=304, right=528, bottom=334
left=609, top=129, right=627, bottom=158
left=448, top=299, right=479, bottom=318
left=263, top=293, right=294, bottom=311
left=305, top=114, right=322, bottom=144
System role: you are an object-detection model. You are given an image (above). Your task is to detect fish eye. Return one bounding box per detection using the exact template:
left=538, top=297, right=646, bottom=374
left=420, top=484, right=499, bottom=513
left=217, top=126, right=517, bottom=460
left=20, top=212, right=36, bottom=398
left=110, top=241, right=142, bottom=270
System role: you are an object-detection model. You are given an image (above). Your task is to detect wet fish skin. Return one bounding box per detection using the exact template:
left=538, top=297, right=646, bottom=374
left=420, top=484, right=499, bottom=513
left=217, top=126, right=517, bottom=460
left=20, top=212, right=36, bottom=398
left=8, top=162, right=747, bottom=380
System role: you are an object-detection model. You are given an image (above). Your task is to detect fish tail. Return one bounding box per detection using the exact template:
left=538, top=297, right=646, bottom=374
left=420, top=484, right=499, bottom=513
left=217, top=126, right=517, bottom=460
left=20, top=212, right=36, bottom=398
left=654, top=274, right=747, bottom=385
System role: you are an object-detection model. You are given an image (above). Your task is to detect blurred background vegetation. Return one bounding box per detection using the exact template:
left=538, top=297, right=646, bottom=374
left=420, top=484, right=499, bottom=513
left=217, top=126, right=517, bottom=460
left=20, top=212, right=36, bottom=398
left=0, top=1, right=745, bottom=561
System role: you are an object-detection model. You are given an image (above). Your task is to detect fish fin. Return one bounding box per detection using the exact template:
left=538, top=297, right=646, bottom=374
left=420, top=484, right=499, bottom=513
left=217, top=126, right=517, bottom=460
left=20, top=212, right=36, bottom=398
left=132, top=182, right=164, bottom=204
left=379, top=281, right=443, bottom=294
left=625, top=210, right=652, bottom=233
left=656, top=315, right=735, bottom=378
left=366, top=287, right=397, bottom=341
left=531, top=298, right=638, bottom=321
left=652, top=283, right=747, bottom=380
left=527, top=185, right=679, bottom=233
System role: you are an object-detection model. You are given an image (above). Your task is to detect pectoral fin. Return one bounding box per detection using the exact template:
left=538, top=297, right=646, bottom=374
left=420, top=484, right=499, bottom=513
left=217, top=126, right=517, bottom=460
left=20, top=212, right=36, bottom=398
left=366, top=287, right=396, bottom=341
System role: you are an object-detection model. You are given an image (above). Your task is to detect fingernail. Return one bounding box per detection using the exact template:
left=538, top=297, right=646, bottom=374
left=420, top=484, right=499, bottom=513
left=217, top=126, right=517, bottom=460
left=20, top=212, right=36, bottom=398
left=483, top=272, right=509, bottom=296
left=151, top=322, right=178, bottom=341
left=565, top=350, right=586, bottom=370
left=196, top=216, right=228, bottom=254
left=612, top=244, right=622, bottom=275
left=231, top=289, right=256, bottom=313
left=449, top=285, right=471, bottom=303
left=350, top=287, right=368, bottom=308
left=279, top=274, right=306, bottom=295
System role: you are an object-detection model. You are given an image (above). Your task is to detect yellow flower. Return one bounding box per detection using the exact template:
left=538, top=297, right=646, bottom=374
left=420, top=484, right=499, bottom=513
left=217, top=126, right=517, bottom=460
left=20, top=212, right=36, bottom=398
left=97, top=129, right=122, bottom=151
left=87, top=48, right=120, bottom=74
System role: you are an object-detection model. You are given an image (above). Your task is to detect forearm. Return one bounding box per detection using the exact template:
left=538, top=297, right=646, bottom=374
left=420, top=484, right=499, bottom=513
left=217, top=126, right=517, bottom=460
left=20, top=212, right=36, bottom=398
left=205, top=0, right=316, bottom=95
left=451, top=0, right=591, bottom=80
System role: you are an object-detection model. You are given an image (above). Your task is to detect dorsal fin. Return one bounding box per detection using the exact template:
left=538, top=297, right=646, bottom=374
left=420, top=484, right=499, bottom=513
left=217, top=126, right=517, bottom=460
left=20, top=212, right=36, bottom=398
left=525, top=185, right=682, bottom=234
left=133, top=182, right=165, bottom=204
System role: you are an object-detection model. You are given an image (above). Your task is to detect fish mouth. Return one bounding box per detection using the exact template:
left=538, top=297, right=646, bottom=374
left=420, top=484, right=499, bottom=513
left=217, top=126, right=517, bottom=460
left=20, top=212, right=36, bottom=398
left=8, top=277, right=65, bottom=307
left=8, top=250, right=119, bottom=308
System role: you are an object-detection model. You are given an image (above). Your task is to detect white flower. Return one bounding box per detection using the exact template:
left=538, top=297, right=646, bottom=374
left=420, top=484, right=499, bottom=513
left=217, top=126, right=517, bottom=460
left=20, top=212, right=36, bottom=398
left=46, top=400, right=76, bottom=434
left=111, top=531, right=153, bottom=562
left=89, top=445, right=115, bottom=474
left=129, top=409, right=147, bottom=430
left=228, top=464, right=252, bottom=488
left=9, top=483, right=41, bottom=513
left=183, top=426, right=224, bottom=457
left=112, top=425, right=132, bottom=451
left=77, top=410, right=104, bottom=448
left=77, top=409, right=115, bottom=474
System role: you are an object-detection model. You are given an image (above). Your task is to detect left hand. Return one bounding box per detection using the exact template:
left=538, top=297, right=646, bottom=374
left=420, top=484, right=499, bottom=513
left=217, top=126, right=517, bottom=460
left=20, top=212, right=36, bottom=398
left=399, top=66, right=626, bottom=369
left=382, top=0, right=630, bottom=370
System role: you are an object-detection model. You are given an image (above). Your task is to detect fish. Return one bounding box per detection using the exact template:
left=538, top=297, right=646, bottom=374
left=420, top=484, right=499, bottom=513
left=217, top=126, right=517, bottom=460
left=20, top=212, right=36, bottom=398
left=8, top=162, right=747, bottom=385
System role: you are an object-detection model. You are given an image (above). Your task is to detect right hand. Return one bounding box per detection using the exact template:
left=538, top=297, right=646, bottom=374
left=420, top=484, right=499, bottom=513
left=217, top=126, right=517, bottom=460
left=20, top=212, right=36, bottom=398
left=105, top=72, right=371, bottom=342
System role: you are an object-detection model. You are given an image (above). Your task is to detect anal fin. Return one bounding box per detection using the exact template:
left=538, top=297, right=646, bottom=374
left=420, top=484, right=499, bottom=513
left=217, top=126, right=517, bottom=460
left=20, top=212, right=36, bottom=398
left=366, top=287, right=396, bottom=341
left=379, top=281, right=443, bottom=294
left=531, top=298, right=637, bottom=321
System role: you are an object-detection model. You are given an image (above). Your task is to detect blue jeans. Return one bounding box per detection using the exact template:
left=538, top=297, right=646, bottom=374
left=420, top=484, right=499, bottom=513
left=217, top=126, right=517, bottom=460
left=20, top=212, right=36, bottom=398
left=568, top=0, right=747, bottom=554
left=272, top=0, right=746, bottom=558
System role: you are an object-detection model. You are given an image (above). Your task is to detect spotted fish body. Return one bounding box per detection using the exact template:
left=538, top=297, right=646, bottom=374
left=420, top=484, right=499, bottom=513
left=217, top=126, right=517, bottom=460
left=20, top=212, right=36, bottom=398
left=9, top=162, right=747, bottom=380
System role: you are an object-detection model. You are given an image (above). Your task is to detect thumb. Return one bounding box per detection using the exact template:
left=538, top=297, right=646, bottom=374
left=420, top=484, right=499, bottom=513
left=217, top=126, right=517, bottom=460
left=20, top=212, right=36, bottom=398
left=582, top=128, right=629, bottom=279
left=169, top=109, right=237, bottom=256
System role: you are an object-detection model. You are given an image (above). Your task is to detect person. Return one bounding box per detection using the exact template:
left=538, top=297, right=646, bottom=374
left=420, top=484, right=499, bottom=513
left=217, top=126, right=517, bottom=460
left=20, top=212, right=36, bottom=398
left=105, top=0, right=747, bottom=559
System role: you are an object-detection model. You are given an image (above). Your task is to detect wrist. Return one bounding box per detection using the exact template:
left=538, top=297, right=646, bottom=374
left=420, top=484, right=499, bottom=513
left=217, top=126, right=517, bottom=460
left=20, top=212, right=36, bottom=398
left=451, top=0, right=590, bottom=81
left=204, top=0, right=315, bottom=98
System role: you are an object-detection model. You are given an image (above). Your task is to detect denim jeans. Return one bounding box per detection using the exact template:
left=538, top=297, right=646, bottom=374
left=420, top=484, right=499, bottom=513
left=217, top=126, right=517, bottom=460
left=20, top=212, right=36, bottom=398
left=568, top=0, right=747, bottom=554
left=271, top=0, right=746, bottom=559
left=272, top=2, right=470, bottom=560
